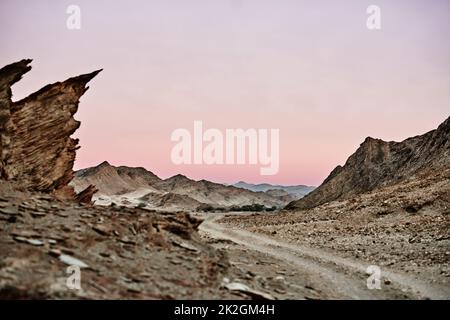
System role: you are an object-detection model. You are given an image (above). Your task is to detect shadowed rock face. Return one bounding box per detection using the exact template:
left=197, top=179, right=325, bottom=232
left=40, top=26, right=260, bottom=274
left=0, top=59, right=32, bottom=178
left=0, top=59, right=101, bottom=196
left=287, top=116, right=450, bottom=210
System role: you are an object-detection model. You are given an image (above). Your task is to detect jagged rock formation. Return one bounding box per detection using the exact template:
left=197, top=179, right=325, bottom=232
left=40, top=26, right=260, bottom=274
left=74, top=184, right=98, bottom=204
left=287, top=117, right=450, bottom=210
left=0, top=59, right=101, bottom=199
left=0, top=58, right=101, bottom=204
left=0, top=185, right=241, bottom=299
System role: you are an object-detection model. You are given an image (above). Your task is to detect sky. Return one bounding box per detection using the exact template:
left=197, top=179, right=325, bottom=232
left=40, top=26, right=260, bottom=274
left=1, top=0, right=449, bottom=186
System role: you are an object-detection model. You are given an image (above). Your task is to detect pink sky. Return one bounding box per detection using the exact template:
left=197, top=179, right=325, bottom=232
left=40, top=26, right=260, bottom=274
left=1, top=0, right=450, bottom=185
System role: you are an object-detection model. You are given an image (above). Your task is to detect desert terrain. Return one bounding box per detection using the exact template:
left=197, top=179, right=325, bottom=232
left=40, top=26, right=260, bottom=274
left=0, top=59, right=448, bottom=300
left=205, top=166, right=450, bottom=299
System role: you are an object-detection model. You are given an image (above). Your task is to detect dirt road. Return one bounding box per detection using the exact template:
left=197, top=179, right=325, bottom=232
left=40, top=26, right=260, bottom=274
left=199, top=212, right=450, bottom=300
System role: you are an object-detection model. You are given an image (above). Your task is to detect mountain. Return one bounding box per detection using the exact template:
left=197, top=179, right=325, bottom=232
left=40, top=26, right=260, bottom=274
left=71, top=163, right=288, bottom=211
left=286, top=116, right=450, bottom=210
left=233, top=181, right=315, bottom=199
left=73, top=161, right=161, bottom=195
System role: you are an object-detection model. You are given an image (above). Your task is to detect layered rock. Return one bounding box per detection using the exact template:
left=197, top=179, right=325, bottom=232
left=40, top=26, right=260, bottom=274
left=0, top=59, right=32, bottom=178
left=233, top=181, right=315, bottom=198
left=0, top=59, right=101, bottom=199
left=0, top=185, right=237, bottom=299
left=287, top=117, right=450, bottom=210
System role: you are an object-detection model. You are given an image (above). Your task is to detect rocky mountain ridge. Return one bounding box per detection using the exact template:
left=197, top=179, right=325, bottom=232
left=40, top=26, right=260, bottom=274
left=287, top=117, right=450, bottom=210
left=71, top=162, right=291, bottom=211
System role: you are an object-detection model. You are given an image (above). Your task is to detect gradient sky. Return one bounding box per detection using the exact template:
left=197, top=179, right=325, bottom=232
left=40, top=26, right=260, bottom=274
left=1, top=0, right=449, bottom=185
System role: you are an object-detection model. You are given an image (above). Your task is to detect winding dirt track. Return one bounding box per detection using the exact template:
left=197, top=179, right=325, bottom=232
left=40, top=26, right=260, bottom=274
left=199, top=213, right=450, bottom=300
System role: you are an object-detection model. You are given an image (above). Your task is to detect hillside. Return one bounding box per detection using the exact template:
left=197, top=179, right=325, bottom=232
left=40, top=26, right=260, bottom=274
left=287, top=117, right=450, bottom=210
left=71, top=163, right=288, bottom=211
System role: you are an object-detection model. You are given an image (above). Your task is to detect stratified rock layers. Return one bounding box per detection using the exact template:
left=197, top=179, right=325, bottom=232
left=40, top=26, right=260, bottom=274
left=0, top=59, right=101, bottom=195
left=0, top=59, right=32, bottom=178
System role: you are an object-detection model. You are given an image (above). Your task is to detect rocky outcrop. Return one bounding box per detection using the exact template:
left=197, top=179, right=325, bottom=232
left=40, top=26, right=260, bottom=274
left=287, top=116, right=450, bottom=210
left=233, top=181, right=315, bottom=198
left=74, top=184, right=99, bottom=204
left=0, top=59, right=32, bottom=179
left=0, top=59, right=101, bottom=199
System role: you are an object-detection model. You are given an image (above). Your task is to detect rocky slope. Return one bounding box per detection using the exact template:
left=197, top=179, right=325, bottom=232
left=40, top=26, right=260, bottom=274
left=220, top=164, right=450, bottom=297
left=71, top=162, right=288, bottom=211
left=218, top=119, right=450, bottom=298
left=287, top=117, right=450, bottom=210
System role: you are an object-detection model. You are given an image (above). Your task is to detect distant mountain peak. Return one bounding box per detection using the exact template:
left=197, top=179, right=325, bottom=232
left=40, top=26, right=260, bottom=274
left=71, top=165, right=295, bottom=210
left=98, top=160, right=111, bottom=167
left=167, top=173, right=190, bottom=181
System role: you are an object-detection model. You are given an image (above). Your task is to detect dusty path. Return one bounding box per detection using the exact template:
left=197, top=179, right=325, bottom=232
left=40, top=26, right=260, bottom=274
left=199, top=212, right=450, bottom=300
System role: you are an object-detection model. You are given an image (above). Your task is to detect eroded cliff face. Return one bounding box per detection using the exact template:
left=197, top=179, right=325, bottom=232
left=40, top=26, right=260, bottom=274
left=287, top=117, right=450, bottom=210
left=0, top=59, right=101, bottom=198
